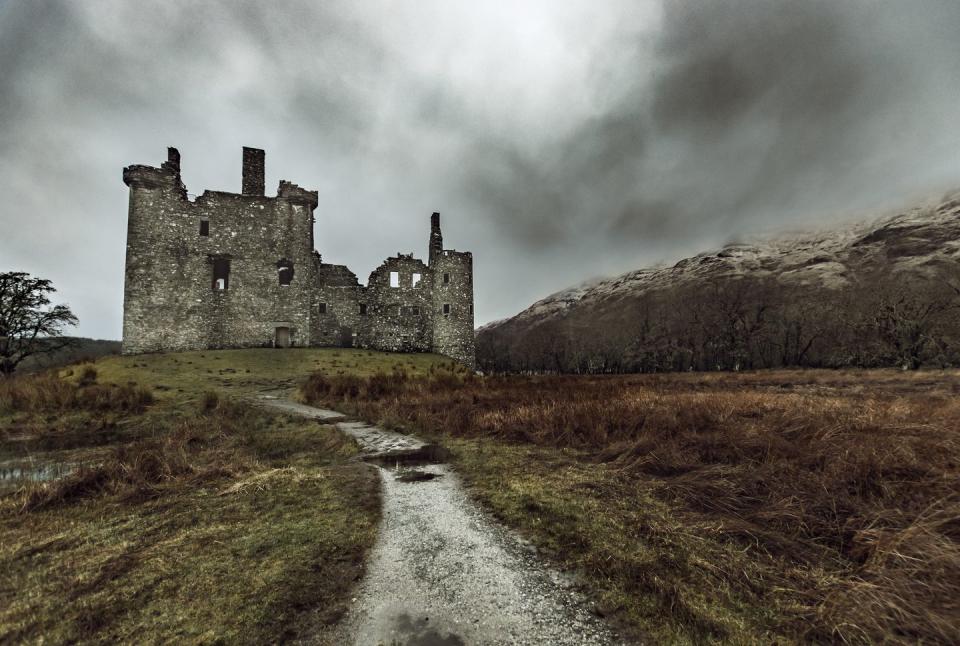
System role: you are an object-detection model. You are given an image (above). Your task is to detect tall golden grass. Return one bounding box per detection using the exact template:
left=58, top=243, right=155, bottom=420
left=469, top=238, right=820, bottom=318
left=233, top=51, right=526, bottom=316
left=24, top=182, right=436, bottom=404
left=0, top=368, right=153, bottom=414
left=302, top=368, right=960, bottom=643
left=2, top=373, right=254, bottom=513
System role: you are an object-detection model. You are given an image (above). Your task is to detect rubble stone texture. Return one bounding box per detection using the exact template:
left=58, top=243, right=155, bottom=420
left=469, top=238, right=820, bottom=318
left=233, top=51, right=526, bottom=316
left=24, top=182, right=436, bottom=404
left=121, top=147, right=475, bottom=368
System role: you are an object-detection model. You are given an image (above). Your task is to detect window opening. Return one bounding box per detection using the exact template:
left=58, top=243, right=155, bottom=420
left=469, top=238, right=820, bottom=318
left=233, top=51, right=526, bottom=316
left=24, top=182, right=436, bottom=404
left=277, top=258, right=294, bottom=286
left=443, top=303, right=450, bottom=315
left=318, top=303, right=327, bottom=314
left=359, top=303, right=367, bottom=315
left=443, top=273, right=450, bottom=284
left=412, top=273, right=422, bottom=287
left=212, top=258, right=230, bottom=291
left=199, top=220, right=209, bottom=236
left=389, top=271, right=400, bottom=288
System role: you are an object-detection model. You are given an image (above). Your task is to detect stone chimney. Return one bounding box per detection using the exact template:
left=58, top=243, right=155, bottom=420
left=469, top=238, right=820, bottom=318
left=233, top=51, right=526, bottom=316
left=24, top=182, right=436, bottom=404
left=242, top=147, right=265, bottom=196
left=164, top=147, right=181, bottom=174
left=429, top=212, right=443, bottom=265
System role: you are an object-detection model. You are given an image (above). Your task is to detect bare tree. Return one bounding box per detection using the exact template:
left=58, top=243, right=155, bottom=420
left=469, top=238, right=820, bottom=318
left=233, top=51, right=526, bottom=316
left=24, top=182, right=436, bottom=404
left=870, top=273, right=959, bottom=370
left=0, top=272, right=78, bottom=377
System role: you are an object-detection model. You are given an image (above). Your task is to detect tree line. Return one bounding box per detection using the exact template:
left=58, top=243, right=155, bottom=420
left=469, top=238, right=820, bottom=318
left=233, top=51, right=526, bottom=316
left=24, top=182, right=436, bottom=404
left=477, top=268, right=960, bottom=373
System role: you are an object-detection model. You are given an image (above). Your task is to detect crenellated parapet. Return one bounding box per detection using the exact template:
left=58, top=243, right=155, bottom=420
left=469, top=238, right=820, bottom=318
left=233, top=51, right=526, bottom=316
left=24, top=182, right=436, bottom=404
left=123, top=147, right=187, bottom=197
left=122, top=164, right=180, bottom=191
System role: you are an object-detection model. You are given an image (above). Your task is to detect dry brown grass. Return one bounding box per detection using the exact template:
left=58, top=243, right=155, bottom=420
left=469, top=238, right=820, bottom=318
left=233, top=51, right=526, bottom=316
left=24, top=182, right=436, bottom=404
left=0, top=368, right=153, bottom=414
left=302, top=368, right=960, bottom=643
left=13, top=398, right=256, bottom=513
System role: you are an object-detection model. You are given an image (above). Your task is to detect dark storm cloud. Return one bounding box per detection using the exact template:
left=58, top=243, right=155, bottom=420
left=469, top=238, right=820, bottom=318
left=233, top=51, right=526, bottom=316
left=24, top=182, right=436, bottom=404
left=451, top=0, right=960, bottom=254
left=1, top=0, right=959, bottom=336
left=652, top=0, right=870, bottom=131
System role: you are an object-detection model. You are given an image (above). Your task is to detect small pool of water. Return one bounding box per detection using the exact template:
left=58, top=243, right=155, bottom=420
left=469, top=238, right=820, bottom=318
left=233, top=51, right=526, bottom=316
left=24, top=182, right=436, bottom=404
left=0, top=461, right=78, bottom=487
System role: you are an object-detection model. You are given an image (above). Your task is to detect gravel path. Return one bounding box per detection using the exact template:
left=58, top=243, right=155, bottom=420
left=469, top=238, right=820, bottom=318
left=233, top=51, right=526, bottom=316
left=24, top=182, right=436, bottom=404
left=261, top=397, right=623, bottom=646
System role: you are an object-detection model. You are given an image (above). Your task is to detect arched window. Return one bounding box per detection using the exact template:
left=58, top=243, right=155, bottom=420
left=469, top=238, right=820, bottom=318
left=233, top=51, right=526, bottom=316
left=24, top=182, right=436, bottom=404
left=277, top=259, right=294, bottom=286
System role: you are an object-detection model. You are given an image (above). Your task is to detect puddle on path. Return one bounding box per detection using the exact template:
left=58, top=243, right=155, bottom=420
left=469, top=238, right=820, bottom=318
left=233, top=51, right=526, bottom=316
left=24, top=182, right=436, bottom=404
left=390, top=613, right=465, bottom=645
left=365, top=444, right=452, bottom=469
left=394, top=469, right=443, bottom=483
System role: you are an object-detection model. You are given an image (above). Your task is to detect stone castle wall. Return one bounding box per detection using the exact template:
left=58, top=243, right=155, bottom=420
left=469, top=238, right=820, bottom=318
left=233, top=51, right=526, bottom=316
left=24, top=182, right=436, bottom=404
left=121, top=147, right=475, bottom=368
left=431, top=250, right=475, bottom=367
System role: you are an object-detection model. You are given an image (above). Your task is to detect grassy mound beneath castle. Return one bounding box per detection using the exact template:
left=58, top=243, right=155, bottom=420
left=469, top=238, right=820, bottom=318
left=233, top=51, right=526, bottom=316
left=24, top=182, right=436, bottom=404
left=0, top=348, right=450, bottom=643
left=93, top=346, right=452, bottom=395
left=301, top=368, right=960, bottom=645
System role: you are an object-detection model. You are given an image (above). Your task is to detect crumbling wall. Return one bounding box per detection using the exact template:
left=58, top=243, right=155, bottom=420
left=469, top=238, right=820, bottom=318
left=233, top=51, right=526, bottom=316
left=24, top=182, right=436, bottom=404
left=122, top=147, right=476, bottom=368
left=312, top=261, right=364, bottom=347
left=361, top=255, right=433, bottom=353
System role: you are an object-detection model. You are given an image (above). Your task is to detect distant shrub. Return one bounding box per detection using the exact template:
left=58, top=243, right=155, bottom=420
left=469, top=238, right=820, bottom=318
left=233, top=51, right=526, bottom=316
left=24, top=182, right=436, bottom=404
left=201, top=391, right=220, bottom=412
left=77, top=365, right=98, bottom=387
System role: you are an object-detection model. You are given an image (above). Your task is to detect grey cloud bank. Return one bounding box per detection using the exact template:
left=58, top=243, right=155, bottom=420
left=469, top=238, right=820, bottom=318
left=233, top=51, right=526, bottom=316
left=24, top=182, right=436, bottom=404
left=1, top=0, right=959, bottom=338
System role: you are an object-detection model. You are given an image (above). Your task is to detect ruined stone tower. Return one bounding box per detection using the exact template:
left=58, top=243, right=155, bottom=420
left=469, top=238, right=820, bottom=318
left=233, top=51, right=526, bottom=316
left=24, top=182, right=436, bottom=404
left=121, top=147, right=475, bottom=368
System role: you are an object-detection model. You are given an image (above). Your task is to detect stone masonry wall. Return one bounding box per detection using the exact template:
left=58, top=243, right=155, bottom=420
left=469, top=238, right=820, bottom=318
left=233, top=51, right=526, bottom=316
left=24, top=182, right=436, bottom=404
left=362, top=255, right=434, bottom=353
left=122, top=147, right=475, bottom=368
left=431, top=250, right=476, bottom=369
left=122, top=152, right=317, bottom=352
left=312, top=262, right=363, bottom=347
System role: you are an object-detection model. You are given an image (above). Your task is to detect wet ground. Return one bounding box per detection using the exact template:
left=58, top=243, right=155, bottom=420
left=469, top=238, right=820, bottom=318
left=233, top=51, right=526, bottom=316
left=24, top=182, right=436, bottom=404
left=0, top=460, right=77, bottom=490
left=0, top=453, right=89, bottom=492
left=261, top=397, right=622, bottom=646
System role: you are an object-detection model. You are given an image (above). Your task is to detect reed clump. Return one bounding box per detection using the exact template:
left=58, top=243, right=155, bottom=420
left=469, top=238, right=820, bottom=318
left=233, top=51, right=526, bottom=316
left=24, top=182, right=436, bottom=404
left=13, top=395, right=260, bottom=513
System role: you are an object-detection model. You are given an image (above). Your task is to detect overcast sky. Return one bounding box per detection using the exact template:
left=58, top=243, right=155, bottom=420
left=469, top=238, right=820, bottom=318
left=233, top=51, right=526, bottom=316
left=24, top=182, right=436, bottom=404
left=2, top=0, right=959, bottom=339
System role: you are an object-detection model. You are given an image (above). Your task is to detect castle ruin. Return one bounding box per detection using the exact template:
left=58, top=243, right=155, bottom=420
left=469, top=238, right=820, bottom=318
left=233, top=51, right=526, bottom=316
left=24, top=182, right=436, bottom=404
left=121, top=147, right=475, bottom=368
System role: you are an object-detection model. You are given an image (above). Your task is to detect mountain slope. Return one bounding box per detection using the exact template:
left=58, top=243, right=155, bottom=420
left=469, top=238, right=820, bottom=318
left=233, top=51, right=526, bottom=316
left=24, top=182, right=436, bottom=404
left=479, top=192, right=960, bottom=372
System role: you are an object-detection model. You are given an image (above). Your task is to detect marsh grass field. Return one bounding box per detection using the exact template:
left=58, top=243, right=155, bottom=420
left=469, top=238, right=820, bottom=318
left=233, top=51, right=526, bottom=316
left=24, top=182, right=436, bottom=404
left=3, top=348, right=959, bottom=644
left=302, top=367, right=960, bottom=644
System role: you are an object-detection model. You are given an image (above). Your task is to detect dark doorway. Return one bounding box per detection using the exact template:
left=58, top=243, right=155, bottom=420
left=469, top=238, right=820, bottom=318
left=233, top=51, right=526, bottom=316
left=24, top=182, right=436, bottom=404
left=275, top=327, right=291, bottom=348
left=339, top=327, right=354, bottom=348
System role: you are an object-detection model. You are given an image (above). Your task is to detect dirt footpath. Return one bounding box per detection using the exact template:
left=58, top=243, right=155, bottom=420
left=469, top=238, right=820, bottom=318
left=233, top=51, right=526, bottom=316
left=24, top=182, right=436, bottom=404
left=263, top=398, right=622, bottom=646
